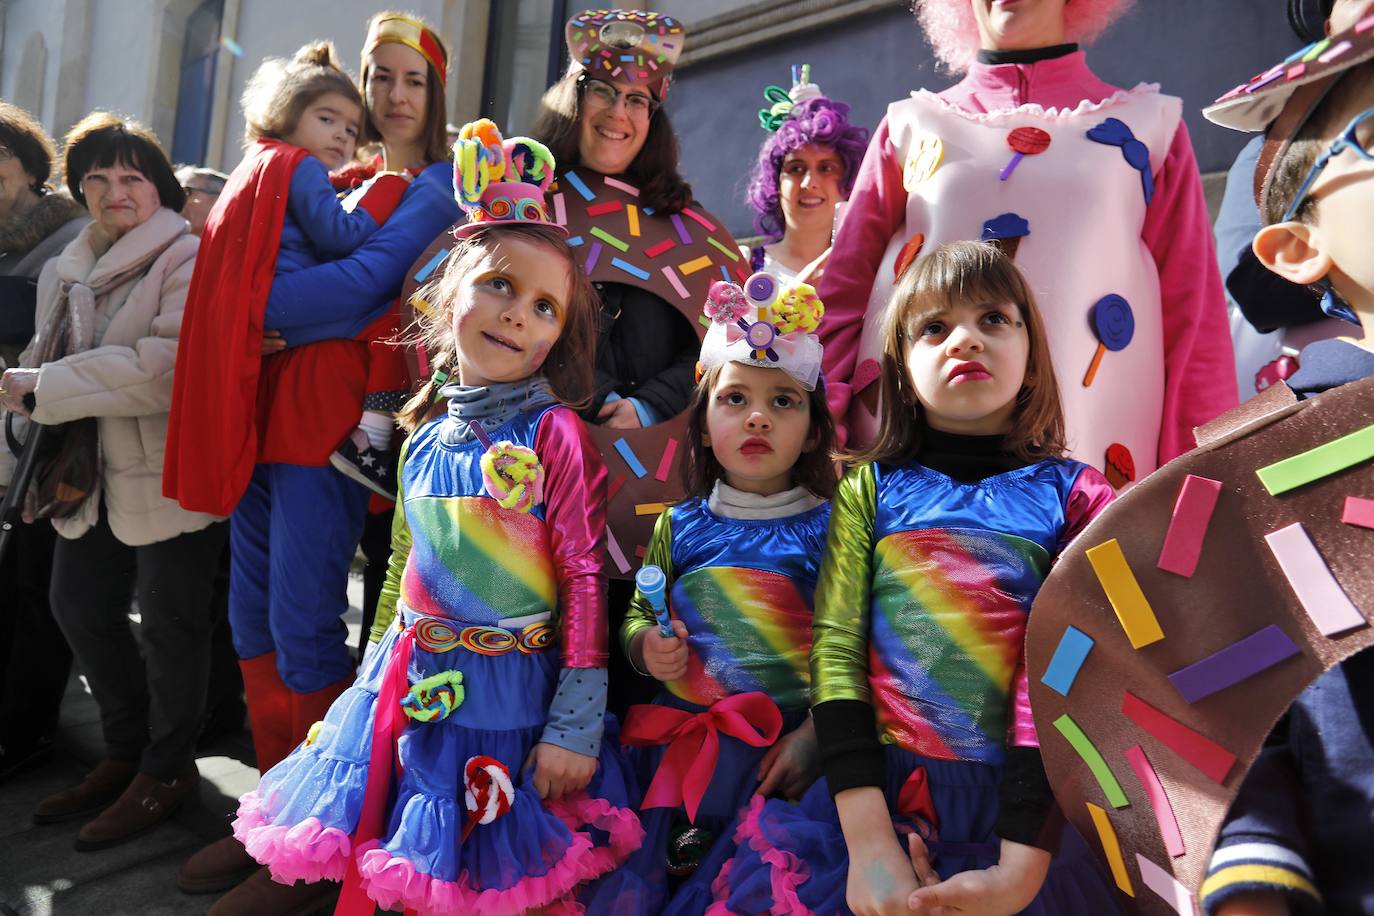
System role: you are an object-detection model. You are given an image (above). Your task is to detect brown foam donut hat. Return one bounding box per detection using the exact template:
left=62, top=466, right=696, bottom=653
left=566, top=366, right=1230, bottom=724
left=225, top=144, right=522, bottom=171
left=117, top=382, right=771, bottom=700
left=401, top=175, right=741, bottom=580
left=1026, top=377, right=1374, bottom=915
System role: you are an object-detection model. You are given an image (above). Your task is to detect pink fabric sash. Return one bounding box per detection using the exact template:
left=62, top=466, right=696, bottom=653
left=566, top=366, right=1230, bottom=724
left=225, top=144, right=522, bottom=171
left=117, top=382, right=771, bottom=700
left=336, top=630, right=414, bottom=916
left=620, top=692, right=783, bottom=823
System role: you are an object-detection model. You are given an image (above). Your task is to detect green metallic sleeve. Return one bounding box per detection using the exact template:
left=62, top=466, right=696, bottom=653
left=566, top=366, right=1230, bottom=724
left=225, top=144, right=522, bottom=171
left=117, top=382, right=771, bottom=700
left=620, top=508, right=675, bottom=659
left=810, top=463, right=878, bottom=706
left=368, top=438, right=413, bottom=644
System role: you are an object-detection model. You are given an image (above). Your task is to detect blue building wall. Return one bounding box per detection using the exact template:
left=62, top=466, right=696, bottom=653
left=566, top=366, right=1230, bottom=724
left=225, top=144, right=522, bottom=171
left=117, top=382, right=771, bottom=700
left=665, top=2, right=1298, bottom=239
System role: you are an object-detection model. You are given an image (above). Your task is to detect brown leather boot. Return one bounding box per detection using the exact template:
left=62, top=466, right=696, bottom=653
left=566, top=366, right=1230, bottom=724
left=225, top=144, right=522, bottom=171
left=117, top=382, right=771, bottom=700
left=207, top=867, right=338, bottom=916
left=74, top=765, right=200, bottom=850
left=179, top=834, right=260, bottom=895
left=32, top=758, right=138, bottom=824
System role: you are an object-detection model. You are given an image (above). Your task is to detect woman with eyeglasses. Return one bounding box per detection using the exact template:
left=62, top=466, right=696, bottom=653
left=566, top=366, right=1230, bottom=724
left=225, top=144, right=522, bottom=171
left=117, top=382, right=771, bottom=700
left=529, top=9, right=742, bottom=718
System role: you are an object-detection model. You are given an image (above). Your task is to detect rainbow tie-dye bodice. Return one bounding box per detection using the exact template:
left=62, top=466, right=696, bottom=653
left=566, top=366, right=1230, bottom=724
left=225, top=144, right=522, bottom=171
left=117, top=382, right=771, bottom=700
left=397, top=406, right=559, bottom=626
left=663, top=500, right=830, bottom=711
left=818, top=459, right=1092, bottom=765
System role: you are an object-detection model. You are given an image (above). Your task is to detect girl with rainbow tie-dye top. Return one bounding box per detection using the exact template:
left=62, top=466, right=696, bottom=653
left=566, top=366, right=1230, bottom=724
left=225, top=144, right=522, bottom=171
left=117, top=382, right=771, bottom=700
left=710, top=241, right=1122, bottom=916
left=580, top=273, right=836, bottom=914
left=229, top=121, right=644, bottom=916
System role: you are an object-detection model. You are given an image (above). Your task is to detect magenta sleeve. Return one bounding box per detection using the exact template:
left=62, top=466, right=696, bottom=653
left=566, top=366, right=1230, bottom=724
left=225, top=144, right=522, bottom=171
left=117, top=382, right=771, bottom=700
left=535, top=407, right=610, bottom=668
left=817, top=115, right=909, bottom=447
left=1142, top=121, right=1239, bottom=464
left=1008, top=464, right=1118, bottom=748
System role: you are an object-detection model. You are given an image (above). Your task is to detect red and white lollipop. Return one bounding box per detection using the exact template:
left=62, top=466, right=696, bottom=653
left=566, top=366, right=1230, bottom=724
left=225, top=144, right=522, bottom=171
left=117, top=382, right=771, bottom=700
left=461, top=755, right=516, bottom=841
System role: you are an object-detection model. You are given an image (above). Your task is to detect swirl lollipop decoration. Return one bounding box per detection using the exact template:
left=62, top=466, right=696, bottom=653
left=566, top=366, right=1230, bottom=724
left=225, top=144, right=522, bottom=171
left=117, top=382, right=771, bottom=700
left=400, top=670, right=466, bottom=723
left=470, top=420, right=546, bottom=512
left=461, top=755, right=516, bottom=841
left=772, top=282, right=824, bottom=334
left=454, top=119, right=507, bottom=207
left=1082, top=294, right=1136, bottom=387
left=1000, top=127, right=1052, bottom=180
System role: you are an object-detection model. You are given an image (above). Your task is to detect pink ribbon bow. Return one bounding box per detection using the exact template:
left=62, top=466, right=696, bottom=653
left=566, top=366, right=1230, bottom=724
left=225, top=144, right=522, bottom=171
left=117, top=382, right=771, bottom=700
left=620, top=692, right=783, bottom=823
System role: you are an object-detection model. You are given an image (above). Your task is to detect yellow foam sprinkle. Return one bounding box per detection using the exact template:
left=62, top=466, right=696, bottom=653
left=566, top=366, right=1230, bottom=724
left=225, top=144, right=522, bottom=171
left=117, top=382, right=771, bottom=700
left=1086, top=539, right=1164, bottom=648
left=1087, top=803, right=1134, bottom=896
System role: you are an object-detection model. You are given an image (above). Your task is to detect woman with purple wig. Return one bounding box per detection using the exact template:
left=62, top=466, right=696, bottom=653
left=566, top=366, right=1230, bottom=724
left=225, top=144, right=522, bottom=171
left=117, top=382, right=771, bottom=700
left=743, top=65, right=869, bottom=286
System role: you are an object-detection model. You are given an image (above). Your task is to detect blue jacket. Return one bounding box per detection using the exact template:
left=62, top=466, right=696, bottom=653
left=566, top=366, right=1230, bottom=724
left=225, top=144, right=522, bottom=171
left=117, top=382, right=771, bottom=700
left=268, top=160, right=458, bottom=345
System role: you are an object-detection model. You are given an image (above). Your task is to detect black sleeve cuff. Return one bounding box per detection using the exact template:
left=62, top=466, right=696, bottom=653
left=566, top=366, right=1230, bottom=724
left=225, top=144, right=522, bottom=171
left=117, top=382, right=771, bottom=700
left=814, top=699, right=886, bottom=797
left=997, top=746, right=1060, bottom=850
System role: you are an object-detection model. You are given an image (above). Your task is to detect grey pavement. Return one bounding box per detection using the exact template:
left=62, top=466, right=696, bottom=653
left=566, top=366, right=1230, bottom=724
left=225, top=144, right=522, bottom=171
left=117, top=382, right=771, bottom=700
left=0, top=574, right=368, bottom=916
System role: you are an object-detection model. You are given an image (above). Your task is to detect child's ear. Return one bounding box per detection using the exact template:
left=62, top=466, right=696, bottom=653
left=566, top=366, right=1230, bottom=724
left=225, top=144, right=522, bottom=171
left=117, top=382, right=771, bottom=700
left=1252, top=221, right=1333, bottom=286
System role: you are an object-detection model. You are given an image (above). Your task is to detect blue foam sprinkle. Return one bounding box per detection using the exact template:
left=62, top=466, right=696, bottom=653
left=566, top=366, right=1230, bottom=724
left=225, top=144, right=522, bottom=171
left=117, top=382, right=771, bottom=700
left=614, top=438, right=648, bottom=478
left=1041, top=626, right=1095, bottom=697
left=642, top=207, right=655, bottom=216
left=611, top=257, right=650, bottom=281
left=567, top=235, right=584, bottom=246
left=413, top=248, right=449, bottom=282
left=720, top=264, right=731, bottom=281
left=564, top=171, right=595, bottom=201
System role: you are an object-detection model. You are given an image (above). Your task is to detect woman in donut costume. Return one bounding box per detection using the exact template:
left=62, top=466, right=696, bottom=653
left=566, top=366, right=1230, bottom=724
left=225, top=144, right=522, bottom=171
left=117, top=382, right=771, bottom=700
left=818, top=0, right=1236, bottom=486
left=230, top=121, right=642, bottom=916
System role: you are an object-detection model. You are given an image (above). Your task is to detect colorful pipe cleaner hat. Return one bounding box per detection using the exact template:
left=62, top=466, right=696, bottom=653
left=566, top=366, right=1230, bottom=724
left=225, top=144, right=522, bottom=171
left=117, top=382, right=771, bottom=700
left=451, top=119, right=564, bottom=239
left=758, top=64, right=826, bottom=131
left=1204, top=16, right=1374, bottom=213
left=565, top=8, right=685, bottom=99
left=364, top=12, right=449, bottom=87
left=698, top=271, right=825, bottom=390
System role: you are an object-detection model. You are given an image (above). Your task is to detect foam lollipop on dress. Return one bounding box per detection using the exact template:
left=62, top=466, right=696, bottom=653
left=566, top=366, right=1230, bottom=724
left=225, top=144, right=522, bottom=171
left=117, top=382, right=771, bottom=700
left=469, top=420, right=545, bottom=513
left=461, top=755, right=516, bottom=841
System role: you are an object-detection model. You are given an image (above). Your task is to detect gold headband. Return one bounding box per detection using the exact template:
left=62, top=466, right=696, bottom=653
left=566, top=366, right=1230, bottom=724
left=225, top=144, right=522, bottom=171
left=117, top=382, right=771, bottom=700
left=365, top=15, right=448, bottom=88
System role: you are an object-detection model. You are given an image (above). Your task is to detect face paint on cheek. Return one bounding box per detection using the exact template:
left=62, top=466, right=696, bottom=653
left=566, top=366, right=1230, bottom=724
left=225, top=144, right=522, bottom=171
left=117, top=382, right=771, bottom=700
left=524, top=340, right=552, bottom=373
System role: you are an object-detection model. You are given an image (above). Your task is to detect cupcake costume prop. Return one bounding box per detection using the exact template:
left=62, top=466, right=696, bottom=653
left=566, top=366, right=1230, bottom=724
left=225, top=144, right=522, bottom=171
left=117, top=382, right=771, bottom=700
left=581, top=274, right=831, bottom=914
left=818, top=0, right=1235, bottom=481
left=709, top=453, right=1124, bottom=913
left=231, top=121, right=642, bottom=916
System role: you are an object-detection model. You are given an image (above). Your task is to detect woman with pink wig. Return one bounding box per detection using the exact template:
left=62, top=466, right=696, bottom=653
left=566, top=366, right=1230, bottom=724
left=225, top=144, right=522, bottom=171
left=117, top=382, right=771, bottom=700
left=818, top=0, right=1236, bottom=484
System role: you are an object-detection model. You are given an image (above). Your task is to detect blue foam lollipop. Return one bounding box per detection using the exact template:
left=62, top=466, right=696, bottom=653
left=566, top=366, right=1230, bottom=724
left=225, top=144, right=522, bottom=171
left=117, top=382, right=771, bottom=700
left=635, top=564, right=673, bottom=637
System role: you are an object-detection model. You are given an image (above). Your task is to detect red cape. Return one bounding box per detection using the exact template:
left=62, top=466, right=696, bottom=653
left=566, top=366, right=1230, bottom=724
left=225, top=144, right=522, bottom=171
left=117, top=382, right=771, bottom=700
left=163, top=139, right=308, bottom=515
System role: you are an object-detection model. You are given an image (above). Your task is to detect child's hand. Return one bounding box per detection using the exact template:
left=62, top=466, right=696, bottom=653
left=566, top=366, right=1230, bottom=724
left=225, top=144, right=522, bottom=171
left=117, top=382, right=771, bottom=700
left=847, top=831, right=925, bottom=916
left=905, top=836, right=1050, bottom=915
left=261, top=329, right=286, bottom=355
left=525, top=742, right=597, bottom=800
left=637, top=620, right=689, bottom=682
left=756, top=717, right=819, bottom=800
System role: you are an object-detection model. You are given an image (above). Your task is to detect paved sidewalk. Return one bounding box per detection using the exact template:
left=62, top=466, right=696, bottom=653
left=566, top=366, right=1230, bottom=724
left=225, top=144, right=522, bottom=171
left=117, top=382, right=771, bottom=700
left=0, top=576, right=367, bottom=916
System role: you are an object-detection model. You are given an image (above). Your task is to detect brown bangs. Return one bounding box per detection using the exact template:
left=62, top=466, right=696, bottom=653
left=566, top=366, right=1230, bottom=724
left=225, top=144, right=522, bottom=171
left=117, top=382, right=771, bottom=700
left=844, top=240, right=1067, bottom=469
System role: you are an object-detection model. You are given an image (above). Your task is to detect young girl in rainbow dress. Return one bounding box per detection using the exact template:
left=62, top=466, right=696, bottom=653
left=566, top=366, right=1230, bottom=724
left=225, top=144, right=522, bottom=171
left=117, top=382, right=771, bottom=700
left=228, top=120, right=642, bottom=916
left=583, top=273, right=836, bottom=914
left=711, top=241, right=1122, bottom=916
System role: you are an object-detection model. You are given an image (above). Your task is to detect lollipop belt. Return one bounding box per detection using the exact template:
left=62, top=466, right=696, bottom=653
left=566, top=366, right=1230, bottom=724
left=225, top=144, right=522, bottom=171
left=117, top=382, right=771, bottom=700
left=620, top=691, right=783, bottom=824
left=399, top=604, right=555, bottom=656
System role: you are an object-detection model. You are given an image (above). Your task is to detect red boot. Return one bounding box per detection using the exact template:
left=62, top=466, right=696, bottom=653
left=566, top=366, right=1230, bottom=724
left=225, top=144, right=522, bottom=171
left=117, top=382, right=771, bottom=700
left=239, top=653, right=294, bottom=773
left=289, top=673, right=353, bottom=742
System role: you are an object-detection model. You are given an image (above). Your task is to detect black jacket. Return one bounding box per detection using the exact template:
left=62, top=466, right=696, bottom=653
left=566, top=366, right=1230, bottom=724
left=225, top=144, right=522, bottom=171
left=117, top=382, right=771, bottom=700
left=584, top=280, right=698, bottom=423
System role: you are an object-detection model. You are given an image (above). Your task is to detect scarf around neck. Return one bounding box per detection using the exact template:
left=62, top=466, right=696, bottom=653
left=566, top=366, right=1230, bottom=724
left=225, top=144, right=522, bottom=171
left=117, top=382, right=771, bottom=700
left=440, top=376, right=556, bottom=444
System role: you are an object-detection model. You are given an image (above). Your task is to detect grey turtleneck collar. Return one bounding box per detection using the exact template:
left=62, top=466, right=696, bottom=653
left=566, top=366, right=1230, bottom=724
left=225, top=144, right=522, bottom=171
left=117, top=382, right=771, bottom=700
left=439, top=376, right=555, bottom=444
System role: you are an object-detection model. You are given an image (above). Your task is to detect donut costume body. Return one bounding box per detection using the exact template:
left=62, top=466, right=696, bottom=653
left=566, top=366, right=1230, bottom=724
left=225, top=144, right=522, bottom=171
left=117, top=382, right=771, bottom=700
left=232, top=402, right=642, bottom=915
left=820, top=52, right=1235, bottom=480
left=710, top=457, right=1122, bottom=915
left=585, top=493, right=830, bottom=913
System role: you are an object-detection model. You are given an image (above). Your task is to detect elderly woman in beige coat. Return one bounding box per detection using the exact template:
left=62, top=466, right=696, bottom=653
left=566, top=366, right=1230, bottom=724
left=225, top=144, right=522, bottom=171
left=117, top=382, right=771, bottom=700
left=0, top=112, right=224, bottom=850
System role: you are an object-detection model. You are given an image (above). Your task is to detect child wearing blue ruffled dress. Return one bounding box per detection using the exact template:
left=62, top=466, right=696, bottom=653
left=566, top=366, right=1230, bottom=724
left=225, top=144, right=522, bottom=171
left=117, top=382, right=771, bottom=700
left=229, top=120, right=643, bottom=916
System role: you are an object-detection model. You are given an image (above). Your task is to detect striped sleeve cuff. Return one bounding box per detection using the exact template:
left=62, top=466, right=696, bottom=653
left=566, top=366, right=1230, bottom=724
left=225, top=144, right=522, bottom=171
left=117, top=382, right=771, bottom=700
left=1201, top=842, right=1323, bottom=916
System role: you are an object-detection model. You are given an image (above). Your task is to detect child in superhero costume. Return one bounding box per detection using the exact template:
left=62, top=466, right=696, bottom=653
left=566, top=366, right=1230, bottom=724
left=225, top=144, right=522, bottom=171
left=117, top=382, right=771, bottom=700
left=583, top=273, right=835, bottom=913
left=711, top=242, right=1121, bottom=915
